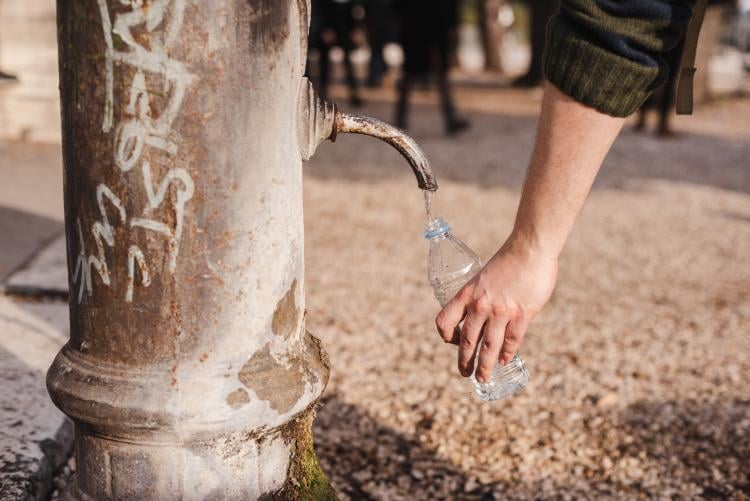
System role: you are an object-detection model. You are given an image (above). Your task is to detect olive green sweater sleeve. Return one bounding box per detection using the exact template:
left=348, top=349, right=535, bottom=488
left=543, top=0, right=695, bottom=117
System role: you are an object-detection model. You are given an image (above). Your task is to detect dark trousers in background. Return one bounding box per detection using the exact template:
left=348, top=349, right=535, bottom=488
left=516, top=0, right=560, bottom=86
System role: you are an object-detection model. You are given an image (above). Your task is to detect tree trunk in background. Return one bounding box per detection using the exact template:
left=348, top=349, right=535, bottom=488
left=47, top=0, right=333, bottom=499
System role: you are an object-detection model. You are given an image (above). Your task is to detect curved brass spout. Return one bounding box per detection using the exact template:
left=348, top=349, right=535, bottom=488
left=297, top=78, right=437, bottom=191
left=334, top=114, right=437, bottom=191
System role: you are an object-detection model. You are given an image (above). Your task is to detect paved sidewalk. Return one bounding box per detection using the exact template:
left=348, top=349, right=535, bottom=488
left=0, top=140, right=65, bottom=294
left=0, top=297, right=71, bottom=500
left=4, top=235, right=68, bottom=297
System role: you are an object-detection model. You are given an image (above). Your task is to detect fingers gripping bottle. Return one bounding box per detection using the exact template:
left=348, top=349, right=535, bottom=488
left=425, top=217, right=530, bottom=401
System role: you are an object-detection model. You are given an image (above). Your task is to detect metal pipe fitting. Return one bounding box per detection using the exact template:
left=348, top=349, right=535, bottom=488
left=335, top=113, right=438, bottom=192
left=297, top=79, right=437, bottom=191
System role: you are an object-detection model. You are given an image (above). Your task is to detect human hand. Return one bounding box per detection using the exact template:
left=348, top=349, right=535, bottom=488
left=435, top=237, right=558, bottom=383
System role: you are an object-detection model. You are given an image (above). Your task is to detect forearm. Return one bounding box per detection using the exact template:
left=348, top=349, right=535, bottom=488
left=509, top=81, right=625, bottom=259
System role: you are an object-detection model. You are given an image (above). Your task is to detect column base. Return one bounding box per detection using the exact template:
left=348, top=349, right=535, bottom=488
left=59, top=409, right=334, bottom=500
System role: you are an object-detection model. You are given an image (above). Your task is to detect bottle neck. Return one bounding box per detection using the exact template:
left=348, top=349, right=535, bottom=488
left=424, top=217, right=451, bottom=240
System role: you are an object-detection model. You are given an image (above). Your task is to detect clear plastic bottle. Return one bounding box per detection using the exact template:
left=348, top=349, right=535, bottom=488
left=425, top=217, right=530, bottom=401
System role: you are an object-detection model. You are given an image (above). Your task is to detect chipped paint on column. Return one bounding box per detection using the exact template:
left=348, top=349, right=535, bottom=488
left=48, top=0, right=329, bottom=498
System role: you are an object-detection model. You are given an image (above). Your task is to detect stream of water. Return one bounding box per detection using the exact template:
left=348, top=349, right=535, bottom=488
left=423, top=190, right=434, bottom=223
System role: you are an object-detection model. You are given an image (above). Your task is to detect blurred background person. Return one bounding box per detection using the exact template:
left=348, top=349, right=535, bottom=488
left=309, top=0, right=363, bottom=106
left=634, top=41, right=686, bottom=137
left=364, top=0, right=395, bottom=88
left=635, top=0, right=737, bottom=136
left=395, top=0, right=470, bottom=135
left=513, top=0, right=560, bottom=87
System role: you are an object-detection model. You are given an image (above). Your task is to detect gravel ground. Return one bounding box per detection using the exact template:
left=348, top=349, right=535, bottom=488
left=305, top=90, right=750, bottom=499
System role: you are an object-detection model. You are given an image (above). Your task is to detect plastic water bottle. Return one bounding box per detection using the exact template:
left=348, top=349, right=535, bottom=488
left=425, top=217, right=530, bottom=401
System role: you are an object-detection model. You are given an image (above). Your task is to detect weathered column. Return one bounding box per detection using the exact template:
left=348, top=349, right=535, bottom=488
left=47, top=0, right=334, bottom=498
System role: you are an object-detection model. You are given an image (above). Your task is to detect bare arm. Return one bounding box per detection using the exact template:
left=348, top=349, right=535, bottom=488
left=512, top=82, right=626, bottom=258
left=435, top=82, right=625, bottom=383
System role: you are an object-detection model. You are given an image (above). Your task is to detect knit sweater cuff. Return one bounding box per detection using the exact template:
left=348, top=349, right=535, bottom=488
left=543, top=16, right=660, bottom=117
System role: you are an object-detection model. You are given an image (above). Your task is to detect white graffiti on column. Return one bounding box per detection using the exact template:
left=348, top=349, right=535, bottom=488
left=71, top=186, right=127, bottom=303
left=126, top=245, right=151, bottom=303
left=73, top=0, right=196, bottom=303
left=131, top=161, right=195, bottom=272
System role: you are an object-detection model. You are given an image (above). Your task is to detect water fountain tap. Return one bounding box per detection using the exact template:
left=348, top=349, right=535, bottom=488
left=298, top=78, right=438, bottom=192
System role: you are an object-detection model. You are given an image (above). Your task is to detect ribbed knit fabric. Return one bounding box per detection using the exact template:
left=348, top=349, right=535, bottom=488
left=543, top=0, right=695, bottom=117
left=544, top=18, right=660, bottom=117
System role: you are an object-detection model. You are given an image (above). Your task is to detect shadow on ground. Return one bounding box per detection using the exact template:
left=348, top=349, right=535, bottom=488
left=314, top=394, right=750, bottom=498
left=306, top=101, right=750, bottom=195
left=0, top=206, right=63, bottom=282
left=313, top=394, right=484, bottom=500
left=617, top=398, right=750, bottom=497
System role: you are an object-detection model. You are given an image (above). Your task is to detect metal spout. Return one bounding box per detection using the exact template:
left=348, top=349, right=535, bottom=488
left=335, top=113, right=438, bottom=192
left=297, top=78, right=437, bottom=191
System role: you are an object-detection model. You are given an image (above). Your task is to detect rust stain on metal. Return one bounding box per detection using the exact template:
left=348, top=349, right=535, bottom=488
left=238, top=344, right=306, bottom=414
left=170, top=300, right=182, bottom=337
left=215, top=229, right=240, bottom=250
left=272, top=279, right=299, bottom=339
left=226, top=389, right=250, bottom=409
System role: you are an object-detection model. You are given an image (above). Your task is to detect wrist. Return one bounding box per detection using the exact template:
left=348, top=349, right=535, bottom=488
left=504, top=228, right=561, bottom=263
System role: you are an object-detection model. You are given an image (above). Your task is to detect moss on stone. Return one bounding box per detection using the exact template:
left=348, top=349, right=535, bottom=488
left=271, top=406, right=336, bottom=500
left=293, top=428, right=337, bottom=501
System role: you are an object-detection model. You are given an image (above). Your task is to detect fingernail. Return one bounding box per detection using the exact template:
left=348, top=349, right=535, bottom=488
left=476, top=374, right=486, bottom=383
